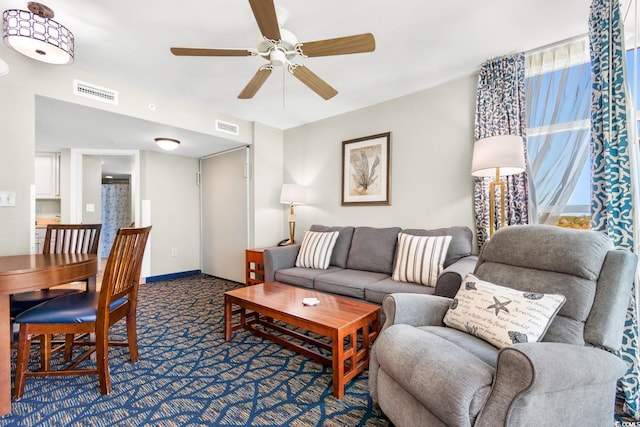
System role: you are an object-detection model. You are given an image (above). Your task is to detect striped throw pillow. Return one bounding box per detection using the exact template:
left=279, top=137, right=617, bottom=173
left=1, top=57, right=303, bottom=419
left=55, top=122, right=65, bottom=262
left=295, top=231, right=340, bottom=269
left=392, top=233, right=452, bottom=287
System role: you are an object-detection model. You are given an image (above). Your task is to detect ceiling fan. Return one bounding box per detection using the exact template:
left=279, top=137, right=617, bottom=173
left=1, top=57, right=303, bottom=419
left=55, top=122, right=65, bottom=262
left=170, top=0, right=376, bottom=100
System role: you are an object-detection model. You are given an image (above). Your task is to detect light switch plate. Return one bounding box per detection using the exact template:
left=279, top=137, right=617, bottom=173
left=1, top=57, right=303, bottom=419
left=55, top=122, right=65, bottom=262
left=0, top=191, right=16, bottom=207
left=86, top=203, right=95, bottom=212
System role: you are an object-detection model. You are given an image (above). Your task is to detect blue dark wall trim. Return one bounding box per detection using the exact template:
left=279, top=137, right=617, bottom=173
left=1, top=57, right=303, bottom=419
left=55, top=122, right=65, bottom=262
left=145, top=270, right=202, bottom=283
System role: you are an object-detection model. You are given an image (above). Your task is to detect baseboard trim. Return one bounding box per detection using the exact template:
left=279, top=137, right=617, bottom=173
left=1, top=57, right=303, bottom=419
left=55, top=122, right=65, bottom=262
left=145, top=270, right=202, bottom=283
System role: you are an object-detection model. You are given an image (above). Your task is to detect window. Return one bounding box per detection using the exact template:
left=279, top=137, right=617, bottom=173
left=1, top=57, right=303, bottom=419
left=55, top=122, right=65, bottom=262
left=525, top=40, right=591, bottom=228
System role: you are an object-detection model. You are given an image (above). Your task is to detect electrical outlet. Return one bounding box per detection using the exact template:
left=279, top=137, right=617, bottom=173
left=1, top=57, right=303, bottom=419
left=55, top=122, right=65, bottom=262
left=0, top=191, right=16, bottom=207
left=171, top=248, right=178, bottom=257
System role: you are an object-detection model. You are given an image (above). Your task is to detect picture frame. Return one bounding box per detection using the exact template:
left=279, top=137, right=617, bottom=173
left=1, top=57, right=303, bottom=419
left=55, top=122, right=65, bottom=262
left=342, top=132, right=391, bottom=206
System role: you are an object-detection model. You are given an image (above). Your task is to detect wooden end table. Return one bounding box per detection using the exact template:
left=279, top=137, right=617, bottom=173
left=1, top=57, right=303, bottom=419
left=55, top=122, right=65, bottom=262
left=245, top=248, right=266, bottom=286
left=224, top=282, right=380, bottom=398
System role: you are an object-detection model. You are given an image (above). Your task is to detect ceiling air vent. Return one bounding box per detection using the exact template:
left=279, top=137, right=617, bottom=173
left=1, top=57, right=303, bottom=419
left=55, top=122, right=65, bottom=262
left=73, top=79, right=118, bottom=105
left=216, top=119, right=239, bottom=136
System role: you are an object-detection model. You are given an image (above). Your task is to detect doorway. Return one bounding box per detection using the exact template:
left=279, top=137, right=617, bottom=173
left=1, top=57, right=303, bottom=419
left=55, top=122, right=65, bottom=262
left=201, top=147, right=249, bottom=282
left=100, top=177, right=132, bottom=255
left=70, top=149, right=146, bottom=276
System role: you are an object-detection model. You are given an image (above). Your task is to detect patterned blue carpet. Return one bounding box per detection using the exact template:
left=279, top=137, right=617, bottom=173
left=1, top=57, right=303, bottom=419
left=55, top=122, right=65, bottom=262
left=1, top=275, right=390, bottom=426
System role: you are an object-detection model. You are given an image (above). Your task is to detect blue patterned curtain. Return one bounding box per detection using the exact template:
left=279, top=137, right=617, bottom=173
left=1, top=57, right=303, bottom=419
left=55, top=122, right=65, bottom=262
left=474, top=54, right=529, bottom=247
left=589, top=0, right=640, bottom=418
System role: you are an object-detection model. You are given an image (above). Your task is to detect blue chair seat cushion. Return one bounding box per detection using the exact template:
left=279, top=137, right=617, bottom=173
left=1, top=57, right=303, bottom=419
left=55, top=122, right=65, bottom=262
left=14, top=292, right=128, bottom=324
left=10, top=289, right=80, bottom=318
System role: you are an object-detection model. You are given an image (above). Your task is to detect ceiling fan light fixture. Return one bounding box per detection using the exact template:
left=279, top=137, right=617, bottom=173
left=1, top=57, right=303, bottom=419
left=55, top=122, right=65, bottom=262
left=269, top=49, right=286, bottom=66
left=256, top=28, right=298, bottom=55
left=170, top=2, right=375, bottom=100
left=155, top=137, right=180, bottom=151
left=2, top=2, right=74, bottom=65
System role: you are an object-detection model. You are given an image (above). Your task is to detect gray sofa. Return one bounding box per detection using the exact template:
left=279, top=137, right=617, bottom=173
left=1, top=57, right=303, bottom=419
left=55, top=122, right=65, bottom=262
left=369, top=225, right=637, bottom=426
left=263, top=224, right=478, bottom=303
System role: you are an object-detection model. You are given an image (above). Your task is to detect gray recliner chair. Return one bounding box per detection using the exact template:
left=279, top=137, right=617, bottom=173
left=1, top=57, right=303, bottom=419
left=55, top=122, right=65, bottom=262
left=369, top=225, right=637, bottom=427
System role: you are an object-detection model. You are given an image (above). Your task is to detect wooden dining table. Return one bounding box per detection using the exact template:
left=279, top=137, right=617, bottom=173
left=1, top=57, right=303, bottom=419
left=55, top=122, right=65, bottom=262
left=0, top=253, right=98, bottom=415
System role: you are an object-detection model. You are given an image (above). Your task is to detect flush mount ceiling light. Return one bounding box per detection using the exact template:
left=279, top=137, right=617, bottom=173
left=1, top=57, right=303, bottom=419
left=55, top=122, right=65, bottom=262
left=155, top=137, right=180, bottom=151
left=2, top=2, right=74, bottom=65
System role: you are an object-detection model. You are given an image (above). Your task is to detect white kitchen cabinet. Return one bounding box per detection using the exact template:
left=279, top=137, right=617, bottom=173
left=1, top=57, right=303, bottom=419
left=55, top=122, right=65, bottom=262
left=35, top=152, right=60, bottom=198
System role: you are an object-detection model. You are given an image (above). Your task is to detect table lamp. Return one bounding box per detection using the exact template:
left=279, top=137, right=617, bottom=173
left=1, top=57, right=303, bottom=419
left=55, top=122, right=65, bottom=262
left=471, top=135, right=525, bottom=236
left=280, top=184, right=306, bottom=244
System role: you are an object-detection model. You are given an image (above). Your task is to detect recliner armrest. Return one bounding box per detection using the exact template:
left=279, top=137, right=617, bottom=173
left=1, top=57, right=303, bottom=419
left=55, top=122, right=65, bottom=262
left=263, top=245, right=301, bottom=282
left=435, top=255, right=478, bottom=298
left=476, top=342, right=627, bottom=427
left=381, top=293, right=453, bottom=332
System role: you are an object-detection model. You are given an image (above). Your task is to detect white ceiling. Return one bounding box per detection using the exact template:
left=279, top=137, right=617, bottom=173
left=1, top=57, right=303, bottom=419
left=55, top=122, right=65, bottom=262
left=3, top=0, right=605, bottom=172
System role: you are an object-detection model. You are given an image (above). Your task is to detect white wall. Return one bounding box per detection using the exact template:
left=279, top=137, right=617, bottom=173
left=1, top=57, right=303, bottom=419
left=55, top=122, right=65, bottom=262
left=0, top=60, right=35, bottom=255
left=82, top=155, right=102, bottom=224
left=252, top=123, right=285, bottom=248
left=140, top=151, right=201, bottom=276
left=0, top=43, right=252, bottom=274
left=0, top=39, right=480, bottom=268
left=283, top=75, right=477, bottom=240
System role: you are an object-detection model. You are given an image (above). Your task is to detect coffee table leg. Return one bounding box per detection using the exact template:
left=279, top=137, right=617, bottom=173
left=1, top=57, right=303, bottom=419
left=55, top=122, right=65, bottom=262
left=332, top=329, right=345, bottom=398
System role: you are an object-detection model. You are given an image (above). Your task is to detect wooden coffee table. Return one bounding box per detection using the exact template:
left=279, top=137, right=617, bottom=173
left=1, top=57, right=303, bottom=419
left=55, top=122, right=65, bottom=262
left=224, top=282, right=381, bottom=398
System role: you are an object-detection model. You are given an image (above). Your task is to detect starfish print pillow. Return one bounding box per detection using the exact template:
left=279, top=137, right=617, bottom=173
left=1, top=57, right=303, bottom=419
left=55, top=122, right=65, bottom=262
left=443, top=273, right=566, bottom=349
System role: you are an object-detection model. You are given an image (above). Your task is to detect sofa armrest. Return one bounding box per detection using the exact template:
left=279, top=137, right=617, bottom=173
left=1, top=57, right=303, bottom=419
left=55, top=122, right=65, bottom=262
left=263, top=245, right=301, bottom=282
left=476, top=342, right=627, bottom=427
left=435, top=255, right=478, bottom=298
left=381, top=293, right=453, bottom=332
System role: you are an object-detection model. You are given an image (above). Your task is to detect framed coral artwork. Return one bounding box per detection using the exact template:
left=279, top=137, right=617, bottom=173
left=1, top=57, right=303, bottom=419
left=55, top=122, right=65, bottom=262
left=342, top=132, right=391, bottom=206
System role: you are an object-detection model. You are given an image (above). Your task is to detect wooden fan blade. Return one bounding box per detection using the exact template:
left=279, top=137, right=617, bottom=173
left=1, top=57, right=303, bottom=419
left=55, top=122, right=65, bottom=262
left=297, top=33, right=375, bottom=57
left=289, top=65, right=338, bottom=100
left=238, top=67, right=273, bottom=99
left=248, top=0, right=281, bottom=41
left=171, top=47, right=253, bottom=57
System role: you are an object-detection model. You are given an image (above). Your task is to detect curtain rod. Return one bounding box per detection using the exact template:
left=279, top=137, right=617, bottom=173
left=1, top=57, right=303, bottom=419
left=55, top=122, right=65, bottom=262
left=523, top=33, right=588, bottom=56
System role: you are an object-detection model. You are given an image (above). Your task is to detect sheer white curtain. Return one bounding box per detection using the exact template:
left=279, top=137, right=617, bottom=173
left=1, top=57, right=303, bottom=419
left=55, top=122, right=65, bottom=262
left=525, top=40, right=592, bottom=224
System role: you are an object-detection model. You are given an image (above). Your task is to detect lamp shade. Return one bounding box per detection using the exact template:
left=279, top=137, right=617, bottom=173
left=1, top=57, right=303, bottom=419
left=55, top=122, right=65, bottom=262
left=471, top=135, right=526, bottom=177
left=155, top=137, right=180, bottom=151
left=3, top=4, right=74, bottom=65
left=280, top=184, right=306, bottom=205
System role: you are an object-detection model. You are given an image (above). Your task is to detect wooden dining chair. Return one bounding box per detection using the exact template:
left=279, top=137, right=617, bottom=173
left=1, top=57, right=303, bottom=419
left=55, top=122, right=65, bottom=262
left=13, top=226, right=151, bottom=398
left=10, top=223, right=102, bottom=318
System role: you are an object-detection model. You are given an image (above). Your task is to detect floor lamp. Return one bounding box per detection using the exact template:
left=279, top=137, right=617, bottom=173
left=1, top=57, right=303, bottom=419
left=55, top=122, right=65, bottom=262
left=471, top=135, right=526, bottom=237
left=279, top=184, right=306, bottom=245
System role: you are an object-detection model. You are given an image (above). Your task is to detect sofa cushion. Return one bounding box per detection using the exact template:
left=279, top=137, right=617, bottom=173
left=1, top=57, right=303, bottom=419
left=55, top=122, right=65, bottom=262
left=392, top=233, right=452, bottom=287
left=364, top=278, right=436, bottom=304
left=295, top=230, right=339, bottom=269
left=314, top=269, right=389, bottom=299
left=443, top=274, right=566, bottom=349
left=346, top=226, right=401, bottom=274
left=402, top=226, right=473, bottom=268
left=274, top=266, right=341, bottom=289
left=309, top=225, right=355, bottom=268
